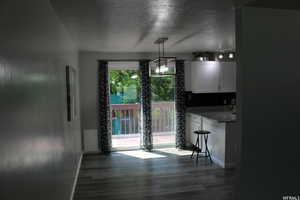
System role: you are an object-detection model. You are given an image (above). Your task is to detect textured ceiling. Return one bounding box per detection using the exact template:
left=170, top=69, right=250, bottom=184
left=51, top=0, right=236, bottom=53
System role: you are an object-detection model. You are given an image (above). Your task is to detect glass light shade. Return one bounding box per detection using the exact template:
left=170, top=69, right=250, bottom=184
left=149, top=57, right=176, bottom=77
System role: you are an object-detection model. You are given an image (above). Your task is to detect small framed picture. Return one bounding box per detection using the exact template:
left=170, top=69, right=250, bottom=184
left=66, top=65, right=77, bottom=121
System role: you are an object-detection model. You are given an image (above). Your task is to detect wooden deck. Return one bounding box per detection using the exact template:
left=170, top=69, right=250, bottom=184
left=112, top=132, right=175, bottom=149
left=74, top=148, right=237, bottom=200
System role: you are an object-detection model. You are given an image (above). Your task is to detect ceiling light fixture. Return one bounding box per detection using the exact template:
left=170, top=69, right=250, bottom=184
left=218, top=54, right=224, bottom=59
left=229, top=53, right=234, bottom=59
left=149, top=37, right=176, bottom=77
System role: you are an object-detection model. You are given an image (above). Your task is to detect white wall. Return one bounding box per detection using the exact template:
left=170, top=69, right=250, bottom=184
left=237, top=7, right=300, bottom=200
left=83, top=129, right=98, bottom=152
left=0, top=1, right=81, bottom=199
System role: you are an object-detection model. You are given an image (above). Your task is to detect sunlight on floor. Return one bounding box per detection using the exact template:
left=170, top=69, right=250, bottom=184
left=155, top=148, right=192, bottom=156
left=112, top=132, right=175, bottom=149
left=117, top=150, right=166, bottom=159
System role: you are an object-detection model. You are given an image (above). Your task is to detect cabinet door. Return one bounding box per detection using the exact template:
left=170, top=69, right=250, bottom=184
left=190, top=114, right=202, bottom=145
left=191, top=61, right=221, bottom=93
left=221, top=62, right=236, bottom=92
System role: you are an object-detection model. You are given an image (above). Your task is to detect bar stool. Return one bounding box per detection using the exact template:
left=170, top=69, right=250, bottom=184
left=191, top=130, right=213, bottom=164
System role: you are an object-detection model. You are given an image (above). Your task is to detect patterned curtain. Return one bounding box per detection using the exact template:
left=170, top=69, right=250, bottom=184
left=175, top=60, right=186, bottom=149
left=139, top=60, right=153, bottom=151
left=98, top=61, right=111, bottom=153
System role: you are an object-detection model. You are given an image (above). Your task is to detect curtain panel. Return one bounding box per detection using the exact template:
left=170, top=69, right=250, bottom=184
left=175, top=60, right=186, bottom=149
left=139, top=60, right=153, bottom=151
left=98, top=60, right=111, bottom=153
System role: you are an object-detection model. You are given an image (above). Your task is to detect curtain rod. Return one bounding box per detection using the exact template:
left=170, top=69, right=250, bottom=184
left=98, top=59, right=150, bottom=62
left=98, top=59, right=186, bottom=62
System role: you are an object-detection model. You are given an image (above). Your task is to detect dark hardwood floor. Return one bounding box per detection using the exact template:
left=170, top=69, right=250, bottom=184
left=74, top=149, right=236, bottom=200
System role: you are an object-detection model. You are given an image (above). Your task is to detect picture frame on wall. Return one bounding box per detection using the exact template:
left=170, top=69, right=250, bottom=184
left=66, top=65, right=77, bottom=121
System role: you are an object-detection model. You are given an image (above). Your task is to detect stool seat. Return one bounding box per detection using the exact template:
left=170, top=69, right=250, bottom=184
left=194, top=130, right=210, bottom=135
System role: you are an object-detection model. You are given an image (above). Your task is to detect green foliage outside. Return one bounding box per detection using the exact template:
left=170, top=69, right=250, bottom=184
left=110, top=70, right=174, bottom=104
left=151, top=76, right=174, bottom=101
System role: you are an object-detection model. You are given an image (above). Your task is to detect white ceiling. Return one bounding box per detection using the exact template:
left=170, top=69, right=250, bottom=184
left=51, top=0, right=236, bottom=53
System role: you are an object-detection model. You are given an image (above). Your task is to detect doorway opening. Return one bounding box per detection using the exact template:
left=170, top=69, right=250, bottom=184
left=109, top=62, right=141, bottom=150
left=151, top=76, right=176, bottom=147
left=108, top=61, right=176, bottom=150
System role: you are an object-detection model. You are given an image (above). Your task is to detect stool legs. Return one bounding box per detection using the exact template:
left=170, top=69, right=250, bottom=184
left=204, top=134, right=212, bottom=164
left=191, top=133, right=212, bottom=164
left=196, top=134, right=200, bottom=163
left=191, top=134, right=200, bottom=159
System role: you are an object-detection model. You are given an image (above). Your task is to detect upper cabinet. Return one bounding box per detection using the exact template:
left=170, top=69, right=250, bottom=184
left=191, top=61, right=221, bottom=93
left=190, top=61, right=236, bottom=93
left=220, top=62, right=236, bottom=92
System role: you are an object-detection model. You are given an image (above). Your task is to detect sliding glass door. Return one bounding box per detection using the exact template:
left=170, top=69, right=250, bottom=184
left=109, top=62, right=141, bottom=150
left=151, top=76, right=176, bottom=147
left=108, top=61, right=176, bottom=150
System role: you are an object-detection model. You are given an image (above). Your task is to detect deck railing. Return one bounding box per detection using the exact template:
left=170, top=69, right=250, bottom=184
left=111, top=101, right=175, bottom=135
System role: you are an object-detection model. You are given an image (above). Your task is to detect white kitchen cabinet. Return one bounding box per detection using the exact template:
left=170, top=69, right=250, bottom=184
left=220, top=62, right=236, bottom=92
left=191, top=61, right=221, bottom=93
left=185, top=113, right=202, bottom=147
left=190, top=61, right=236, bottom=93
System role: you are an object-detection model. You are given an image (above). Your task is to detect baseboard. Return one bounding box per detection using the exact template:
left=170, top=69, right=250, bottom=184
left=211, top=155, right=225, bottom=168
left=70, top=153, right=83, bottom=200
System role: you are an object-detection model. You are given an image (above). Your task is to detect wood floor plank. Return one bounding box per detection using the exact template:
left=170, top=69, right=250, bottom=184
left=74, top=149, right=236, bottom=200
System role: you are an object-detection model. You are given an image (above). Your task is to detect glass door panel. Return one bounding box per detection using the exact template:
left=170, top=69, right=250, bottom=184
left=109, top=68, right=141, bottom=150
left=151, top=76, right=176, bottom=147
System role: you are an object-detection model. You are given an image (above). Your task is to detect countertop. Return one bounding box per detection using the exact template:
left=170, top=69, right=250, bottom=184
left=186, top=106, right=237, bottom=123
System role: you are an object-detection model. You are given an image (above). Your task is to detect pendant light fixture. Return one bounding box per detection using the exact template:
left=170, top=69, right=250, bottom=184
left=149, top=37, right=176, bottom=77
